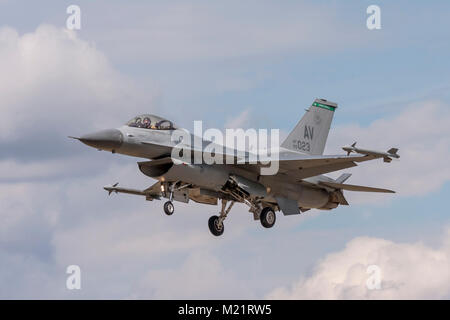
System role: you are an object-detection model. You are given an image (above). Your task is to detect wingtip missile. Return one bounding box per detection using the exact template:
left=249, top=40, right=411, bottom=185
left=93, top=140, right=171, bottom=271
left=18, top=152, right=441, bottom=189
left=104, top=182, right=119, bottom=195
left=342, top=143, right=400, bottom=161
left=343, top=142, right=357, bottom=156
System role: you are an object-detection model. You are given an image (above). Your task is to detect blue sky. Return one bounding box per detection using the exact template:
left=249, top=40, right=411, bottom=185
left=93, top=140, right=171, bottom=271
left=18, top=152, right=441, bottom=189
left=0, top=1, right=449, bottom=299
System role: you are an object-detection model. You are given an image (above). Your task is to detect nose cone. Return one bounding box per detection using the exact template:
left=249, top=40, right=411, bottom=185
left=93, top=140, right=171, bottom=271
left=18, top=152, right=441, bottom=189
left=79, top=129, right=123, bottom=151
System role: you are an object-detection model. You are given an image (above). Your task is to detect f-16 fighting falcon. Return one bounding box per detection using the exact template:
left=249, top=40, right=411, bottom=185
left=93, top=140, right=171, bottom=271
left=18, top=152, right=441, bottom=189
left=70, top=99, right=399, bottom=236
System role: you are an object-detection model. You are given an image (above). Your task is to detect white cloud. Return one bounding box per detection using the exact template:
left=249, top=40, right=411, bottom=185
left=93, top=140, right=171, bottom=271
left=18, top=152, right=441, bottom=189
left=0, top=24, right=155, bottom=142
left=131, top=251, right=254, bottom=299
left=0, top=181, right=60, bottom=262
left=323, top=100, right=450, bottom=203
left=267, top=226, right=450, bottom=299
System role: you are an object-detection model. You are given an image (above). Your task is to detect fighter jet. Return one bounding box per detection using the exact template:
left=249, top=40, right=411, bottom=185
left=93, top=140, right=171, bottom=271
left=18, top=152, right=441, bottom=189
left=71, top=99, right=399, bottom=236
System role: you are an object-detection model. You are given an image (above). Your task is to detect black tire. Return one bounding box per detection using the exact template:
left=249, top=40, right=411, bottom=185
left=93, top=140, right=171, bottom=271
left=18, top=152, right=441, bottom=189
left=208, top=215, right=224, bottom=236
left=163, top=201, right=174, bottom=215
left=260, top=207, right=276, bottom=228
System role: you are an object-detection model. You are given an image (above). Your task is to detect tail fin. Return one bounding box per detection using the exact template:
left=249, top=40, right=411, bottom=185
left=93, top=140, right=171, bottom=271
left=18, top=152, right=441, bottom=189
left=281, top=98, right=337, bottom=155
left=335, top=173, right=352, bottom=184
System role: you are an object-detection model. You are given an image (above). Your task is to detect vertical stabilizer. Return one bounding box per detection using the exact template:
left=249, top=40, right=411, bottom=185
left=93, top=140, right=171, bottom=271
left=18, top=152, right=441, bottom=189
left=281, top=98, right=337, bottom=155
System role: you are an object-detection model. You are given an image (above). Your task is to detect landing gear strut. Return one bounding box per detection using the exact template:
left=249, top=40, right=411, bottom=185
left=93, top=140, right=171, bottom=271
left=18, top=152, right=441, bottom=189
left=208, top=199, right=234, bottom=236
left=163, top=183, right=175, bottom=215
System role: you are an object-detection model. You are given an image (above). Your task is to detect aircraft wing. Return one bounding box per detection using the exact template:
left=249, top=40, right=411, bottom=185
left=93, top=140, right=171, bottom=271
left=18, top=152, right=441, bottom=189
left=318, top=181, right=395, bottom=193
left=235, top=153, right=381, bottom=180
left=277, top=154, right=377, bottom=179
left=142, top=140, right=386, bottom=180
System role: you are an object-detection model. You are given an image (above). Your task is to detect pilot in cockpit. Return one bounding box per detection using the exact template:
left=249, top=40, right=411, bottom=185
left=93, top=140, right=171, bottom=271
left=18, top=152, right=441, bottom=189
left=142, top=117, right=151, bottom=129
left=134, top=117, right=142, bottom=128
left=126, top=115, right=175, bottom=130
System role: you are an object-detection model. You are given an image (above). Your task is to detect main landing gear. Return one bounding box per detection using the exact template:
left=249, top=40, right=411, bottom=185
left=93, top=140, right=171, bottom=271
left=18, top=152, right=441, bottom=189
left=260, top=207, right=276, bottom=228
left=161, top=181, right=192, bottom=216
left=207, top=199, right=276, bottom=236
left=208, top=199, right=234, bottom=237
left=161, top=180, right=277, bottom=236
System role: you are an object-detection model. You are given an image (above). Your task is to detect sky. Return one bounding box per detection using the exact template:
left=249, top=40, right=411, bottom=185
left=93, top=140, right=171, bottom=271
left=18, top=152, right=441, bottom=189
left=0, top=0, right=450, bottom=299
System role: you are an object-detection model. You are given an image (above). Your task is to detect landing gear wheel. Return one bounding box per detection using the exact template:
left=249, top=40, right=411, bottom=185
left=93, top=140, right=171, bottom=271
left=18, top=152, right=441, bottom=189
left=208, top=215, right=224, bottom=236
left=260, top=207, right=276, bottom=228
left=163, top=201, right=174, bottom=215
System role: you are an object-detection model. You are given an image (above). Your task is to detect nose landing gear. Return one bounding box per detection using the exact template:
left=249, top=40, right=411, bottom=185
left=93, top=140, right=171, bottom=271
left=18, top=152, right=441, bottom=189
left=163, top=182, right=176, bottom=216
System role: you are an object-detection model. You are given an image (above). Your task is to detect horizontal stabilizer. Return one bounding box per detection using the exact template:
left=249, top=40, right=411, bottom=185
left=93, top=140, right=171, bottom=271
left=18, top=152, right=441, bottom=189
left=387, top=148, right=398, bottom=155
left=319, top=181, right=395, bottom=193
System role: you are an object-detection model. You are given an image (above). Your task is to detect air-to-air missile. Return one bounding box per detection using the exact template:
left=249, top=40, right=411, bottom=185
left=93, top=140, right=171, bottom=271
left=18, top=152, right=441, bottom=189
left=342, top=142, right=400, bottom=162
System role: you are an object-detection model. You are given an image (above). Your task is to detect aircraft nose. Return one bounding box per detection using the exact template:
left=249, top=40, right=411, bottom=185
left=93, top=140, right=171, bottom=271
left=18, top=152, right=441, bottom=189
left=79, top=129, right=123, bottom=150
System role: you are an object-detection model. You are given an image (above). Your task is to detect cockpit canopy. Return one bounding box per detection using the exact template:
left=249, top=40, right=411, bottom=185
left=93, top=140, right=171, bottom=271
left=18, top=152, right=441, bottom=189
left=126, top=114, right=176, bottom=130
